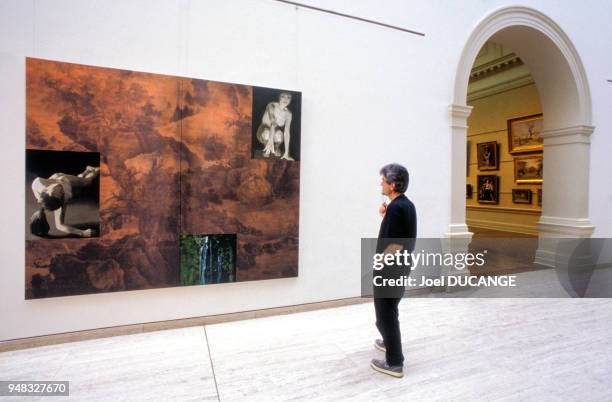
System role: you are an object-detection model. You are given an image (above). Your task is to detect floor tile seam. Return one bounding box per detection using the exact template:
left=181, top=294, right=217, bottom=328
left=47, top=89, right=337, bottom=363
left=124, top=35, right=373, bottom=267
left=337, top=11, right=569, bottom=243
left=202, top=325, right=221, bottom=402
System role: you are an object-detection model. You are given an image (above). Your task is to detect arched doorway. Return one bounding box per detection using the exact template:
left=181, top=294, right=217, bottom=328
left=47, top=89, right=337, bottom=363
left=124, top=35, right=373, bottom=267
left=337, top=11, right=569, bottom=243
left=449, top=6, right=594, bottom=266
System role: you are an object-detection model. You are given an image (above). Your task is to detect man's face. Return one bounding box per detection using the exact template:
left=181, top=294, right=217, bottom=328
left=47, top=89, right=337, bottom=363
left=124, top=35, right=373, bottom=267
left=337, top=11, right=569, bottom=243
left=380, top=176, right=394, bottom=196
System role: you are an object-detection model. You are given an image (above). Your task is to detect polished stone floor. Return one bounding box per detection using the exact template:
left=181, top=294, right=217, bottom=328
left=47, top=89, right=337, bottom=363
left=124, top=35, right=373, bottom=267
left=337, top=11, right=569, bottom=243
left=1, top=298, right=611, bottom=401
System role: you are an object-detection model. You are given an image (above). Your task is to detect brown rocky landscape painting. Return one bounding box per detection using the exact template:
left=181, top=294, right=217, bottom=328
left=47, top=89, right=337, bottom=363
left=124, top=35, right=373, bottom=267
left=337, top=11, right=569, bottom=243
left=25, top=58, right=300, bottom=299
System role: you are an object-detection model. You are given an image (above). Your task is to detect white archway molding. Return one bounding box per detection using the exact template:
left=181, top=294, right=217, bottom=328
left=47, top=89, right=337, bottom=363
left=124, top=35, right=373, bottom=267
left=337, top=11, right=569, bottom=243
left=449, top=6, right=595, bottom=247
left=453, top=6, right=591, bottom=125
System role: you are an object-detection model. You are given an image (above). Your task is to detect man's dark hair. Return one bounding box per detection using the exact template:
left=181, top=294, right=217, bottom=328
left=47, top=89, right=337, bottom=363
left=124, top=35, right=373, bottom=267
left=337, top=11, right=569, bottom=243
left=380, top=163, right=409, bottom=193
left=30, top=208, right=50, bottom=237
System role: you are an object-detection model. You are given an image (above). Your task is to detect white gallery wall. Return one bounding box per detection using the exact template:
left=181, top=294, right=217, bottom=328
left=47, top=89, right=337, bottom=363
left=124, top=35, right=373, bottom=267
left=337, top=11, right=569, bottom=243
left=1, top=0, right=611, bottom=341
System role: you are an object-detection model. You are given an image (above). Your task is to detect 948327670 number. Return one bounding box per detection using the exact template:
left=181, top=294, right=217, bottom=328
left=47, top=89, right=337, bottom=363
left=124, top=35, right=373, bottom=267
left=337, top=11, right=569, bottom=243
left=0, top=381, right=69, bottom=396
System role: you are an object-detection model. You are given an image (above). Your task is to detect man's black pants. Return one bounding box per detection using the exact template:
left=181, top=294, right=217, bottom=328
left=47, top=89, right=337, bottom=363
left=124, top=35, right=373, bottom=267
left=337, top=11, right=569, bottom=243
left=374, top=297, right=404, bottom=366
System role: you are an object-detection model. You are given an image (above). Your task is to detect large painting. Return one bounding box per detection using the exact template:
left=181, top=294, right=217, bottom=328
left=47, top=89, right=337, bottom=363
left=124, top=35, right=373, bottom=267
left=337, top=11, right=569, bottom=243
left=25, top=58, right=300, bottom=299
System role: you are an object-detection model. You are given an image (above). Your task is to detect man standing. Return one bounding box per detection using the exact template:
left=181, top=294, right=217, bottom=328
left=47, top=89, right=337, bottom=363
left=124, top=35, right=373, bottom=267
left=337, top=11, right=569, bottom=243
left=371, top=163, right=417, bottom=378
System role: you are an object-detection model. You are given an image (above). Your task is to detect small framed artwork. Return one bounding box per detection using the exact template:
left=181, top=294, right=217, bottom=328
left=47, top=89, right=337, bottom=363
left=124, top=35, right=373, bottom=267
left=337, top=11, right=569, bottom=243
left=466, top=184, right=473, bottom=199
left=476, top=141, right=499, bottom=171
left=26, top=149, right=101, bottom=240
left=252, top=86, right=302, bottom=161
left=538, top=188, right=542, bottom=207
left=514, top=154, right=543, bottom=184
left=507, top=113, right=543, bottom=154
left=512, top=189, right=532, bottom=204
left=180, top=234, right=237, bottom=286
left=477, top=175, right=499, bottom=204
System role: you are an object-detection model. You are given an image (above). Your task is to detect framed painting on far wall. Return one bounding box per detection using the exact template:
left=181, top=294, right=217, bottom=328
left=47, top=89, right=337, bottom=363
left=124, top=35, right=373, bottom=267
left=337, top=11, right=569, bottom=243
left=477, top=175, right=499, bottom=204
left=466, top=141, right=470, bottom=177
left=476, top=141, right=499, bottom=171
left=538, top=188, right=542, bottom=207
left=514, top=155, right=543, bottom=184
left=512, top=189, right=532, bottom=204
left=507, top=113, right=543, bottom=154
